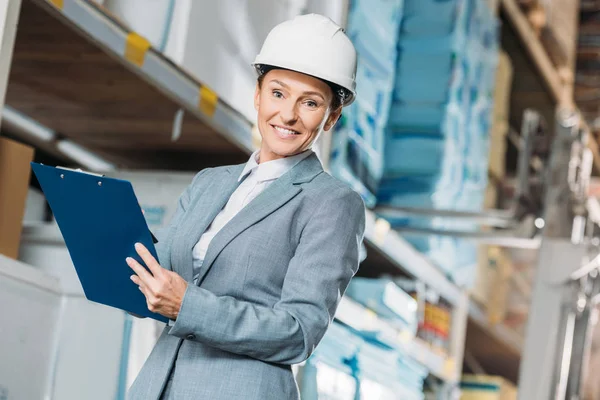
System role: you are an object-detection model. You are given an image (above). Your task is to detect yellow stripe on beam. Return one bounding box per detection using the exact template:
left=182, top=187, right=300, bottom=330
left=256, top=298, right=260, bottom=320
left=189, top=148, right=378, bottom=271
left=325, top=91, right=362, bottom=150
left=124, top=33, right=151, bottom=68
left=199, top=86, right=218, bottom=117
left=49, top=0, right=64, bottom=9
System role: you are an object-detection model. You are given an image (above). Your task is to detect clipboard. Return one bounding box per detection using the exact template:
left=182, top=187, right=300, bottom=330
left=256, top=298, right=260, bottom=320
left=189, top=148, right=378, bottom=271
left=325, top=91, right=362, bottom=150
left=31, top=162, right=168, bottom=323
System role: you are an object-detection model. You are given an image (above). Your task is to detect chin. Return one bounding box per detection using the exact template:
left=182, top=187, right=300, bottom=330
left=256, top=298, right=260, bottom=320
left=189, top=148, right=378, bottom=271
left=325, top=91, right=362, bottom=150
left=264, top=140, right=303, bottom=158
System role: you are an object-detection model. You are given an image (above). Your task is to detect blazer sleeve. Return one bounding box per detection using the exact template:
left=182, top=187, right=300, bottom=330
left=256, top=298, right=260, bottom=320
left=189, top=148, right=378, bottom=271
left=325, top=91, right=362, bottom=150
left=168, top=189, right=366, bottom=364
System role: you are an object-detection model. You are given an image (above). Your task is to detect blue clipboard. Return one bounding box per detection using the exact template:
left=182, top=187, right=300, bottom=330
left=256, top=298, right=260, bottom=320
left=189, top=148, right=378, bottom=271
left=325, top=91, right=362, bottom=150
left=31, top=162, right=168, bottom=323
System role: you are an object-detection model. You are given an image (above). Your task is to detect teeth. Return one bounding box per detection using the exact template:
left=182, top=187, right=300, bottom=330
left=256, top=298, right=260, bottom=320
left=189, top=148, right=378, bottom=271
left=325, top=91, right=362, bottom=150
left=274, top=126, right=298, bottom=135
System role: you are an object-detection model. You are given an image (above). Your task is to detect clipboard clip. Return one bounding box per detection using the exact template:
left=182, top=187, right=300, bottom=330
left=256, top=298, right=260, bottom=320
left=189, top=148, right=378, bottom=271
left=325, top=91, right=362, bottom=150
left=56, top=166, right=105, bottom=178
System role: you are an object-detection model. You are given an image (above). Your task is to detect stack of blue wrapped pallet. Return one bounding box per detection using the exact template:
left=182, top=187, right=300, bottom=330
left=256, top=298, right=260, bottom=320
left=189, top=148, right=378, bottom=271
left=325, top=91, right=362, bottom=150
left=329, top=0, right=404, bottom=207
left=300, top=321, right=429, bottom=399
left=382, top=0, right=498, bottom=211
left=383, top=0, right=499, bottom=285
left=355, top=339, right=427, bottom=400
left=346, top=278, right=427, bottom=399
left=300, top=278, right=432, bottom=399
left=331, top=0, right=499, bottom=286
left=345, top=277, right=419, bottom=337
left=299, top=322, right=361, bottom=400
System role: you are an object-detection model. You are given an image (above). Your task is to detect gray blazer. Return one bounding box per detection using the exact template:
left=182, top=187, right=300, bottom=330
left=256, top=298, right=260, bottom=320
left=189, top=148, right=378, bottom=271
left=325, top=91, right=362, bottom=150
left=127, top=153, right=365, bottom=400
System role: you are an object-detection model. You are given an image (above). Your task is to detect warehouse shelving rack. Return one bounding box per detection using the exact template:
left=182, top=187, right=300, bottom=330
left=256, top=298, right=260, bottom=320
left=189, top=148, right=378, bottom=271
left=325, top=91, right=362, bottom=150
left=0, top=0, right=479, bottom=390
left=6, top=0, right=583, bottom=394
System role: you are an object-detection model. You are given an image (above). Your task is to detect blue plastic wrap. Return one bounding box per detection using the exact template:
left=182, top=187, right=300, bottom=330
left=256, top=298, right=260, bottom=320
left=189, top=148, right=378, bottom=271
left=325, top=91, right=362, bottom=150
left=347, top=0, right=404, bottom=75
left=384, top=133, right=447, bottom=176
left=330, top=0, right=499, bottom=287
left=329, top=0, right=404, bottom=206
left=345, top=278, right=419, bottom=334
left=300, top=322, right=360, bottom=400
left=355, top=340, right=425, bottom=400
left=403, top=0, right=463, bottom=20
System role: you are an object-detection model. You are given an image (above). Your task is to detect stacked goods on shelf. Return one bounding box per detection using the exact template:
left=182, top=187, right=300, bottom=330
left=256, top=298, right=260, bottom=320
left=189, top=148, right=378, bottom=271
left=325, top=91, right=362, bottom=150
left=396, top=279, right=452, bottom=354
left=299, top=318, right=429, bottom=400
left=330, top=0, right=404, bottom=206
left=460, top=375, right=517, bottom=400
left=382, top=0, right=499, bottom=210
left=501, top=248, right=536, bottom=337
left=299, top=322, right=360, bottom=400
left=0, top=138, right=35, bottom=259
left=471, top=246, right=513, bottom=324
left=329, top=0, right=500, bottom=286
left=471, top=246, right=536, bottom=335
left=484, top=50, right=513, bottom=209
left=316, top=279, right=436, bottom=399
left=380, top=0, right=500, bottom=286
left=345, top=277, right=419, bottom=336
left=355, top=339, right=427, bottom=400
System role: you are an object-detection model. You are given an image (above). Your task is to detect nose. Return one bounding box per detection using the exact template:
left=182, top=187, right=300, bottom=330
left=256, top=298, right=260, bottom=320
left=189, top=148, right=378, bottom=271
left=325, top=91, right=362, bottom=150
left=279, top=99, right=298, bottom=125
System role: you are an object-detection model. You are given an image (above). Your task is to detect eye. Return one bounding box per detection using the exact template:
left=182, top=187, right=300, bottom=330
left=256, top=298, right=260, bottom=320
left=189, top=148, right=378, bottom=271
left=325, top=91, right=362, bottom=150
left=272, top=90, right=283, bottom=99
left=305, top=100, right=318, bottom=108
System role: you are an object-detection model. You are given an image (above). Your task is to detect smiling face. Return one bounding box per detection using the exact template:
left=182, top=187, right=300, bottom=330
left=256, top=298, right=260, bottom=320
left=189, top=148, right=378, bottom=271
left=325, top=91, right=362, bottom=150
left=254, top=68, right=342, bottom=163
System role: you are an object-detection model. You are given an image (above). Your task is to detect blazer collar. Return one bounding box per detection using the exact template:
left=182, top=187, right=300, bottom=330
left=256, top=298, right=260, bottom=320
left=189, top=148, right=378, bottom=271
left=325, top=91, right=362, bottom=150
left=286, top=152, right=324, bottom=184
left=191, top=152, right=324, bottom=285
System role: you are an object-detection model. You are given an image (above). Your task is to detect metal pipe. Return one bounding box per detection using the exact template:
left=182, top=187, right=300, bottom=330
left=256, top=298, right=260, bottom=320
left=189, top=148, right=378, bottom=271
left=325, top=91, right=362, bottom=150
left=554, top=310, right=576, bottom=400
left=374, top=206, right=516, bottom=229
left=1, top=105, right=116, bottom=172
left=571, top=252, right=600, bottom=282
left=516, top=109, right=539, bottom=200
left=2, top=105, right=54, bottom=141
left=398, top=227, right=542, bottom=249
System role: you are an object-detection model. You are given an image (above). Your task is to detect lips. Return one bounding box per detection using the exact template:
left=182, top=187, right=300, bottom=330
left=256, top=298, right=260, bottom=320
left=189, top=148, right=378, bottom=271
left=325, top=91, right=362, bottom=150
left=271, top=124, right=301, bottom=139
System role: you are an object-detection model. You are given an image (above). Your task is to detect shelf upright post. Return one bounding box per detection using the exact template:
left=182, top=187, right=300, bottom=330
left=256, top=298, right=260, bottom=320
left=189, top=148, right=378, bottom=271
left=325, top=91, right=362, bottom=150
left=450, top=291, right=469, bottom=382
left=0, top=0, right=21, bottom=127
left=440, top=289, right=469, bottom=399
left=518, top=109, right=595, bottom=399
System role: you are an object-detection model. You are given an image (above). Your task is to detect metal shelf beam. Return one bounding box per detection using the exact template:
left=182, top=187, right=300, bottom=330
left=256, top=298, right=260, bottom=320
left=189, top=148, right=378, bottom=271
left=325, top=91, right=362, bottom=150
left=33, top=0, right=254, bottom=155
left=364, top=212, right=462, bottom=306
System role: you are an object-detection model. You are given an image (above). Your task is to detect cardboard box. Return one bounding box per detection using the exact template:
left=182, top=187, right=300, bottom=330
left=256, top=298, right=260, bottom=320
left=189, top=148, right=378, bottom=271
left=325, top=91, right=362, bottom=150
left=471, top=246, right=513, bottom=324
left=488, top=51, right=513, bottom=180
left=0, top=137, right=34, bottom=259
left=461, top=375, right=517, bottom=400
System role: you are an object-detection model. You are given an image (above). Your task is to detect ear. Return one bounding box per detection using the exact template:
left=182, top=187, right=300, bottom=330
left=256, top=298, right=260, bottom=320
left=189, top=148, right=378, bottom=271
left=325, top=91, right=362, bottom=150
left=323, top=107, right=342, bottom=132
left=254, top=83, right=261, bottom=111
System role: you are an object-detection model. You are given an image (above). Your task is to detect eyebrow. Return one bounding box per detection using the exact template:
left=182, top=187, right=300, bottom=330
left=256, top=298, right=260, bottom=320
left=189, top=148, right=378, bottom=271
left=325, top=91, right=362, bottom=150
left=270, top=79, right=326, bottom=101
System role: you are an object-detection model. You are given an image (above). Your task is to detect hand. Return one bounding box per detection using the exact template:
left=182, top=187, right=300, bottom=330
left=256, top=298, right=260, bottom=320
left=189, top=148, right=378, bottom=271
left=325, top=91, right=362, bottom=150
left=127, top=242, right=188, bottom=320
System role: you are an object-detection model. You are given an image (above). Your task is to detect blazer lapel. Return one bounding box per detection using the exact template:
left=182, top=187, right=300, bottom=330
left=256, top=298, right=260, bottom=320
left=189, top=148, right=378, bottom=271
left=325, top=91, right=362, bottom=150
left=195, top=153, right=324, bottom=285
left=170, top=165, right=243, bottom=281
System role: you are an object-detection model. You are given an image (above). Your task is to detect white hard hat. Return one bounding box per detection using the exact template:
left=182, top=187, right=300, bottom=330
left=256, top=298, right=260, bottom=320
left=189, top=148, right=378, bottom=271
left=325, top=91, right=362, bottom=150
left=253, top=14, right=357, bottom=106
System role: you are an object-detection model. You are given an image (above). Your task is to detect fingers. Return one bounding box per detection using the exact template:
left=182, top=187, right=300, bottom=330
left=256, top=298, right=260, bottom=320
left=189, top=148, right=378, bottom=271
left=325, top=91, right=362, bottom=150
left=130, top=274, right=157, bottom=312
left=134, top=242, right=163, bottom=277
left=126, top=255, right=154, bottom=286
left=130, top=274, right=142, bottom=286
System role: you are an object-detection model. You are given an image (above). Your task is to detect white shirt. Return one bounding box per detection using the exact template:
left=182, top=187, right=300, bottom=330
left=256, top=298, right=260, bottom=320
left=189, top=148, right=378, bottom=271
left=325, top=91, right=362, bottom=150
left=191, top=149, right=313, bottom=282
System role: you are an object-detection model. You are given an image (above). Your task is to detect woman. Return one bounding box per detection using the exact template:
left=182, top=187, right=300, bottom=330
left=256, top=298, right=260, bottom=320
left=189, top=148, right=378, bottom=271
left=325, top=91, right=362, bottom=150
left=126, top=13, right=365, bottom=400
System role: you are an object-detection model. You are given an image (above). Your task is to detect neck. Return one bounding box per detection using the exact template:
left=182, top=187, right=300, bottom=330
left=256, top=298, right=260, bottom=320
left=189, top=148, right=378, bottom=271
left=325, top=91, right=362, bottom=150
left=258, top=148, right=309, bottom=164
